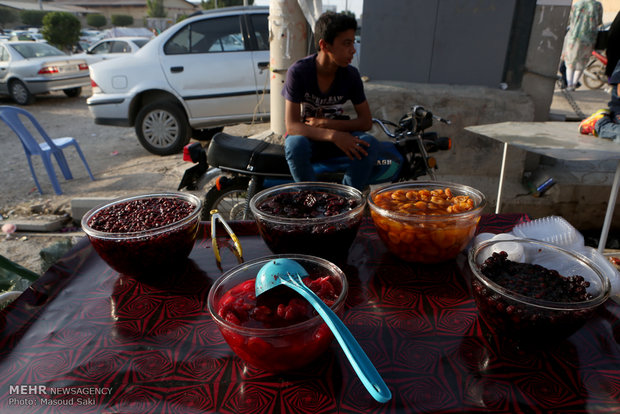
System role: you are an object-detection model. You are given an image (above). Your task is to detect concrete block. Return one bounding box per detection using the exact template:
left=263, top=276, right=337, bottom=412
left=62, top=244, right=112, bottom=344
left=71, top=198, right=115, bottom=222
left=7, top=216, right=66, bottom=232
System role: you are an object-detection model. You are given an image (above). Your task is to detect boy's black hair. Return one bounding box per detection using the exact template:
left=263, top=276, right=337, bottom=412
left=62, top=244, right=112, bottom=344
left=314, top=11, right=357, bottom=50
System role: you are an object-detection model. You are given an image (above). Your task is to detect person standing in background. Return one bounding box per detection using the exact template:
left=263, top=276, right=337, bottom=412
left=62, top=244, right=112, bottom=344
left=562, top=0, right=603, bottom=90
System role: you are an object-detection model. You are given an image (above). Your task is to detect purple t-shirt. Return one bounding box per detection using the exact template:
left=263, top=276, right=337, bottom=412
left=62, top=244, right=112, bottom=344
left=282, top=54, right=366, bottom=120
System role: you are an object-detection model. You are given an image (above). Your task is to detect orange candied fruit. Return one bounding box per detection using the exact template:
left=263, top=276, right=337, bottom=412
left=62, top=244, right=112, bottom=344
left=370, top=187, right=480, bottom=263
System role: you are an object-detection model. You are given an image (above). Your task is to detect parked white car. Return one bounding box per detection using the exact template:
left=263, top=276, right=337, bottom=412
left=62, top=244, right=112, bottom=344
left=87, top=6, right=270, bottom=155
left=73, top=37, right=150, bottom=65
left=0, top=41, right=90, bottom=105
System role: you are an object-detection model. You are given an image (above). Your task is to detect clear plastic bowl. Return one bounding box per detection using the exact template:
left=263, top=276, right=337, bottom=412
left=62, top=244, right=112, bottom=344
left=81, top=192, right=202, bottom=278
left=368, top=181, right=486, bottom=263
left=208, top=254, right=348, bottom=372
left=469, top=238, right=610, bottom=343
left=249, top=182, right=365, bottom=259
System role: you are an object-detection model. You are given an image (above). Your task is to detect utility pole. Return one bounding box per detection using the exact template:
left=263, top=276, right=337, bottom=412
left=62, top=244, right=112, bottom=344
left=268, top=0, right=308, bottom=136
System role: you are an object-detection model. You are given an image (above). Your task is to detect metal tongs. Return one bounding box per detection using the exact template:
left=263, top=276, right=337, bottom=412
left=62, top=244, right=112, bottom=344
left=210, top=209, right=243, bottom=268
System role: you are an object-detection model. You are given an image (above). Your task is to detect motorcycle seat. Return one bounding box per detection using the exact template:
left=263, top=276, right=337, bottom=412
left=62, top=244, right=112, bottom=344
left=207, top=132, right=291, bottom=175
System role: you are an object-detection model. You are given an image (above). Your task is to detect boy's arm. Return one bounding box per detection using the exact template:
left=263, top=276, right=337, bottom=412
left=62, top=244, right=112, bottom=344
left=304, top=100, right=373, bottom=132
left=285, top=100, right=370, bottom=160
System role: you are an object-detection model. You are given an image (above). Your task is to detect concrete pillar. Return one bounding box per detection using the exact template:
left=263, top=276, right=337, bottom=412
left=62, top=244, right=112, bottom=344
left=520, top=1, right=571, bottom=121
left=268, top=0, right=308, bottom=135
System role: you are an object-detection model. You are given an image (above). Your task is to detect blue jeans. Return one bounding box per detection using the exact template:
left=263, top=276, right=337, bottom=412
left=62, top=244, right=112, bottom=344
left=595, top=113, right=620, bottom=142
left=284, top=132, right=380, bottom=191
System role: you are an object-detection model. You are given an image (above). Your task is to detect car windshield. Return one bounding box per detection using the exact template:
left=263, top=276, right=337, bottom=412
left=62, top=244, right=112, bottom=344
left=11, top=43, right=66, bottom=58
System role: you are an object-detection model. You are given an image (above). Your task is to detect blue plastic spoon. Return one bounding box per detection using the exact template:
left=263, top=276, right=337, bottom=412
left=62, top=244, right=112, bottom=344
left=255, top=258, right=392, bottom=404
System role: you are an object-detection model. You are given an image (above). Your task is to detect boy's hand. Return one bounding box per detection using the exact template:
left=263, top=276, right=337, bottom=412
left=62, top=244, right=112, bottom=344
left=304, top=117, right=327, bottom=128
left=332, top=131, right=369, bottom=159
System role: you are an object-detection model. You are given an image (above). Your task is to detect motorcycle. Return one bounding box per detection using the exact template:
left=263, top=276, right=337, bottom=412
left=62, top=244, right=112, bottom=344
left=178, top=105, right=452, bottom=221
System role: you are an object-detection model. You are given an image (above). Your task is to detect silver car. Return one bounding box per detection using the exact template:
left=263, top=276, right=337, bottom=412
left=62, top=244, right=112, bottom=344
left=0, top=41, right=90, bottom=105
left=73, top=36, right=151, bottom=66
left=87, top=6, right=270, bottom=155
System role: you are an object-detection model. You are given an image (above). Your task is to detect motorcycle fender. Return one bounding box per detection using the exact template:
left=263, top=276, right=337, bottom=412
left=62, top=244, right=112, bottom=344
left=195, top=167, right=223, bottom=190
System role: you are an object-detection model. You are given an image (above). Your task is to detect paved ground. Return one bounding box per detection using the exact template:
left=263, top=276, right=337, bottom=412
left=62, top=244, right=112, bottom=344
left=549, top=83, right=613, bottom=121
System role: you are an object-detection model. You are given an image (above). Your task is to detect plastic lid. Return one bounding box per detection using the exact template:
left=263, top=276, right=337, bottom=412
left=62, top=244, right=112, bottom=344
left=512, top=216, right=584, bottom=250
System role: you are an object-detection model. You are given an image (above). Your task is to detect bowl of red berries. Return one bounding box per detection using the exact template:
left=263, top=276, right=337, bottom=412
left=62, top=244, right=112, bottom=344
left=249, top=182, right=365, bottom=259
left=81, top=192, right=202, bottom=278
left=469, top=238, right=610, bottom=343
left=208, top=254, right=348, bottom=372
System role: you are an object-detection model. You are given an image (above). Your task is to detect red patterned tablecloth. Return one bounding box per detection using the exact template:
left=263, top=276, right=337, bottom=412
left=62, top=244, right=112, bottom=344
left=0, top=214, right=619, bottom=413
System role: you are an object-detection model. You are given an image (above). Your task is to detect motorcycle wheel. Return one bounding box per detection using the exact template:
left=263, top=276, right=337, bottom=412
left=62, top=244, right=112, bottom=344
left=583, top=59, right=606, bottom=90
left=202, top=177, right=252, bottom=221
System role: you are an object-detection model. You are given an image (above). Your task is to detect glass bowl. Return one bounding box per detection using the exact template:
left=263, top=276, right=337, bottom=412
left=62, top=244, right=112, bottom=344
left=207, top=254, right=348, bottom=372
left=249, top=182, right=366, bottom=259
left=368, top=181, right=486, bottom=263
left=81, top=192, right=202, bottom=278
left=469, top=238, right=610, bottom=343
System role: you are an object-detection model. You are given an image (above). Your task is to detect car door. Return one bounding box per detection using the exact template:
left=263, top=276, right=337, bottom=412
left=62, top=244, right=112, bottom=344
left=246, top=13, right=270, bottom=115
left=87, top=40, right=114, bottom=63
left=0, top=44, right=9, bottom=94
left=160, top=14, right=261, bottom=121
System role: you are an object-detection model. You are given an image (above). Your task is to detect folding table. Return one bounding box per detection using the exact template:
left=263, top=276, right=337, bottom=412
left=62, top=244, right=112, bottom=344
left=466, top=121, right=620, bottom=253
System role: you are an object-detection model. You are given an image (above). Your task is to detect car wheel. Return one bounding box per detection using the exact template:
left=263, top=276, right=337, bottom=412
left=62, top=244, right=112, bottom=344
left=192, top=127, right=224, bottom=141
left=63, top=87, right=82, bottom=98
left=202, top=176, right=251, bottom=221
left=9, top=80, right=34, bottom=105
left=135, top=101, right=190, bottom=155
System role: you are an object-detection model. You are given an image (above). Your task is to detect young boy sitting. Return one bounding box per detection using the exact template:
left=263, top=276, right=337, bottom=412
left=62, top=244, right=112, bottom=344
left=282, top=11, right=379, bottom=191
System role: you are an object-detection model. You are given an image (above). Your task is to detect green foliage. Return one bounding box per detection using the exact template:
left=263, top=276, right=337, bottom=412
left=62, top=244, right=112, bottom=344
left=200, top=0, right=254, bottom=10
left=176, top=14, right=188, bottom=23
left=147, top=0, right=167, bottom=18
left=86, top=13, right=107, bottom=29
left=41, top=12, right=81, bottom=51
left=20, top=10, right=48, bottom=27
left=111, top=14, right=134, bottom=27
left=0, top=7, right=18, bottom=28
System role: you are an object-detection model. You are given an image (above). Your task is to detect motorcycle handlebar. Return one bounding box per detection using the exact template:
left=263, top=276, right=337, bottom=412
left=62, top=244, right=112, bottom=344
left=372, top=118, right=400, bottom=138
left=412, top=105, right=451, bottom=125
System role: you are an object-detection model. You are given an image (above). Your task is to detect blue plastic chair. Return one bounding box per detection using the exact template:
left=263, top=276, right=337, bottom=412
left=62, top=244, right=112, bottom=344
left=0, top=106, right=95, bottom=195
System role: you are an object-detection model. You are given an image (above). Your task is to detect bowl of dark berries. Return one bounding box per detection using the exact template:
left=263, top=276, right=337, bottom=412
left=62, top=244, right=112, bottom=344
left=208, top=254, right=347, bottom=372
left=81, top=192, right=202, bottom=278
left=469, top=238, right=610, bottom=343
left=249, top=182, right=365, bottom=259
left=368, top=181, right=486, bottom=263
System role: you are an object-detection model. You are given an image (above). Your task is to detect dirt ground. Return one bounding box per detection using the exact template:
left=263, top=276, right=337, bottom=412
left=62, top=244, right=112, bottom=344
left=0, top=87, right=268, bottom=274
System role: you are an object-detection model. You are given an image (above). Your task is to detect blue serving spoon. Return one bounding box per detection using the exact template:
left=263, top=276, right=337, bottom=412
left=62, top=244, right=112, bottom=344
left=255, top=258, right=392, bottom=404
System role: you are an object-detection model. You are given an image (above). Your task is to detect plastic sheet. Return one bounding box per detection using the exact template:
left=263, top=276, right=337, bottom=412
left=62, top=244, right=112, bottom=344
left=0, top=215, right=619, bottom=413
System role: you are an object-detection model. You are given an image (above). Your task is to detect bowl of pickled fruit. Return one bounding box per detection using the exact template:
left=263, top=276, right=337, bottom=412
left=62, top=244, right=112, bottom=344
left=368, top=181, right=486, bottom=263
left=81, top=192, right=202, bottom=277
left=249, top=182, right=365, bottom=259
left=208, top=254, right=348, bottom=372
left=469, top=238, right=610, bottom=342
